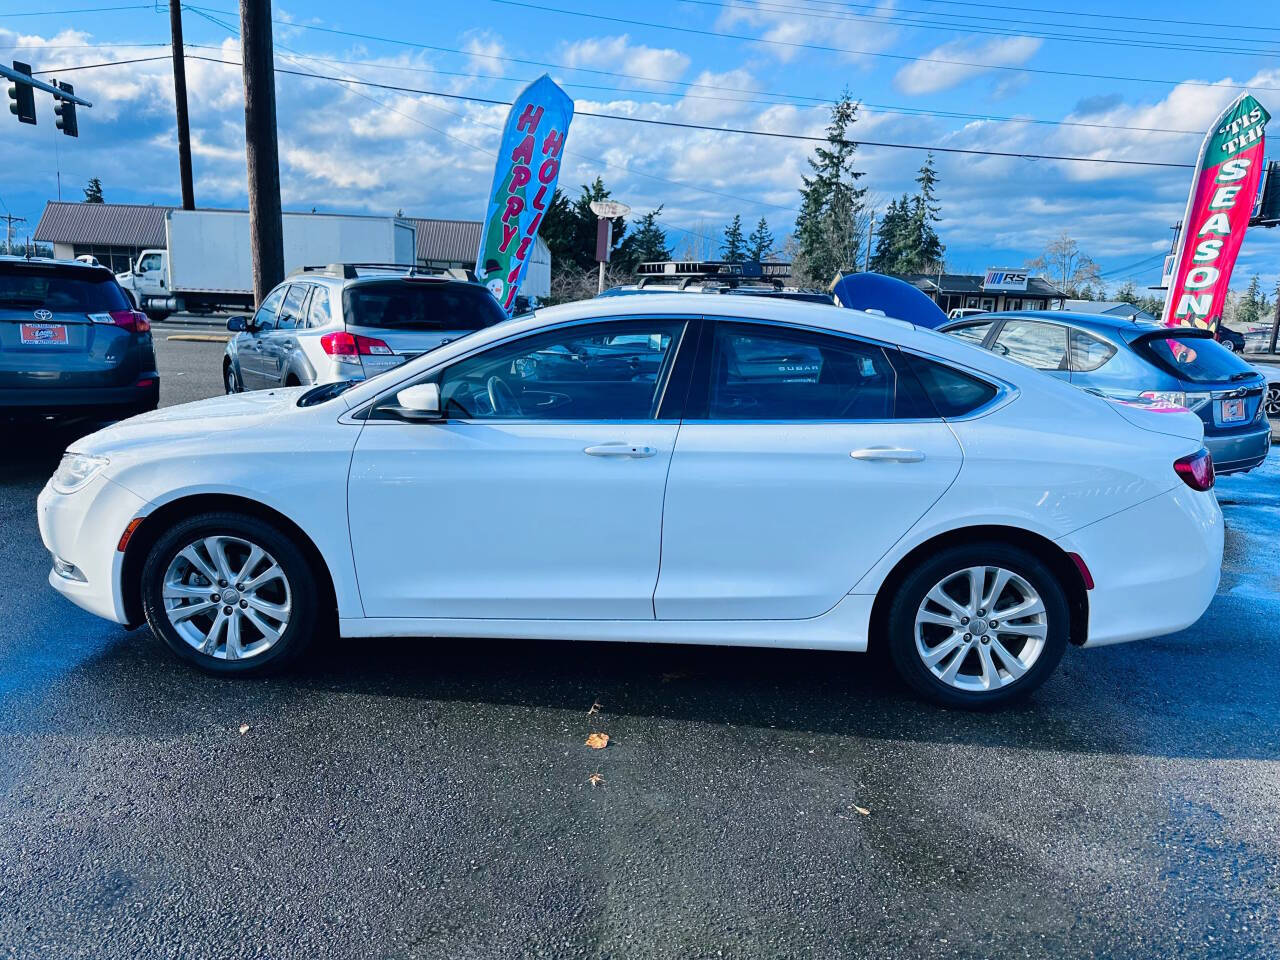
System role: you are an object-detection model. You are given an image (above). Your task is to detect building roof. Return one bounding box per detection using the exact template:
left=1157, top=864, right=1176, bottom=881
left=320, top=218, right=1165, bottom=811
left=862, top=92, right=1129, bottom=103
left=895, top=272, right=1066, bottom=298
left=34, top=201, right=170, bottom=248
left=32, top=201, right=534, bottom=265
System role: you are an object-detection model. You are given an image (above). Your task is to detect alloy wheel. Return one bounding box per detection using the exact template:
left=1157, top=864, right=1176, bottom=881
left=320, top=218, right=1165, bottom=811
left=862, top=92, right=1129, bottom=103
left=1266, top=385, right=1280, bottom=418
left=161, top=535, right=292, bottom=661
left=913, top=565, right=1047, bottom=693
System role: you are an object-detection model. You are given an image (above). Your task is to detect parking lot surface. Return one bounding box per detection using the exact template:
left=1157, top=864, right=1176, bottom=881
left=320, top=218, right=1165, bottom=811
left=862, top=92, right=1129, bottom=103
left=1, top=332, right=1278, bottom=959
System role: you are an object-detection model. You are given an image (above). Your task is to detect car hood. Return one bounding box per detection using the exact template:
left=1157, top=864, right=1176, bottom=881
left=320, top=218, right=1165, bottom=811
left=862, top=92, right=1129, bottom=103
left=70, top=388, right=311, bottom=457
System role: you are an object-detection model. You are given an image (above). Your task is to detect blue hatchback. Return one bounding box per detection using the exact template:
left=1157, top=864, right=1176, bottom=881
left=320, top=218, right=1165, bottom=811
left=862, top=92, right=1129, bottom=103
left=939, top=311, right=1271, bottom=474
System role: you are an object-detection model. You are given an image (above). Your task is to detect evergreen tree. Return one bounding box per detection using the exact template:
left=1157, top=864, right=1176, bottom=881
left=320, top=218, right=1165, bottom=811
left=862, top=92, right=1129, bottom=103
left=747, top=217, right=774, bottom=261
left=792, top=92, right=867, bottom=286
left=721, top=214, right=747, bottom=262
left=1115, top=281, right=1140, bottom=306
left=1238, top=274, right=1266, bottom=326
left=83, top=178, right=104, bottom=203
left=540, top=178, right=626, bottom=272
left=869, top=155, right=945, bottom=275
left=869, top=196, right=907, bottom=273
left=616, top=206, right=671, bottom=270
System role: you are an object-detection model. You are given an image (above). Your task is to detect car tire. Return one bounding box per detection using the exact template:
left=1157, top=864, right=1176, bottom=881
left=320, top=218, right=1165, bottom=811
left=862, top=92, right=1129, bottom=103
left=1222, top=339, right=1237, bottom=352
left=140, top=511, right=318, bottom=675
left=224, top=362, right=242, bottom=394
left=885, top=542, right=1069, bottom=709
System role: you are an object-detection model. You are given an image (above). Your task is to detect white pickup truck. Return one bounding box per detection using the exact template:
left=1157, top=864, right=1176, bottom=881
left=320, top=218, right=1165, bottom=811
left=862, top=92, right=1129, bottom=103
left=116, top=209, right=418, bottom=317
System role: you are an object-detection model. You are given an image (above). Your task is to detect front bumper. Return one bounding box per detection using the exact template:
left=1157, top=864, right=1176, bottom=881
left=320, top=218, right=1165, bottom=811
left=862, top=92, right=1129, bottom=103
left=1057, top=485, right=1223, bottom=648
left=1205, top=421, right=1271, bottom=474
left=37, top=473, right=151, bottom=625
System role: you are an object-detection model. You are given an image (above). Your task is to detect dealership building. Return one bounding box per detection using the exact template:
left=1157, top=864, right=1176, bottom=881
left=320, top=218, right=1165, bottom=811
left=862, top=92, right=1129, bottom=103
left=894, top=269, right=1067, bottom=314
left=32, top=201, right=551, bottom=297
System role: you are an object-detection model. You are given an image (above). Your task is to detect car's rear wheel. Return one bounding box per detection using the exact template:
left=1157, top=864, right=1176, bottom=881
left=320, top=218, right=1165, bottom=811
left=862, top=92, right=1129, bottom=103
left=140, top=512, right=316, bottom=675
left=886, top=543, right=1069, bottom=709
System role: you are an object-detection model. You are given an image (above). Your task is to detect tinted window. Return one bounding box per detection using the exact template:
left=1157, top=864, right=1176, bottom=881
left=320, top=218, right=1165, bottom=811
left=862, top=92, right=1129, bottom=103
left=705, top=322, right=900, bottom=420
left=1070, top=330, right=1117, bottom=372
left=993, top=319, right=1068, bottom=370
left=1136, top=333, right=1255, bottom=384
left=345, top=280, right=505, bottom=332
left=253, top=285, right=287, bottom=332
left=307, top=286, right=332, bottom=328
left=900, top=352, right=999, bottom=418
left=0, top=263, right=129, bottom=312
left=947, top=320, right=994, bottom=344
left=432, top=320, right=685, bottom=420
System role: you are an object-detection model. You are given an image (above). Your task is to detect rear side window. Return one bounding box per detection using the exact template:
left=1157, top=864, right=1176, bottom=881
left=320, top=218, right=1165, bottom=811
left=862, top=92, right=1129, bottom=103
left=899, top=352, right=1000, bottom=418
left=946, top=320, right=994, bottom=344
left=704, top=322, right=900, bottom=420
left=307, top=286, right=332, bottom=328
left=277, top=284, right=309, bottom=330
left=344, top=280, right=505, bottom=333
left=993, top=319, right=1068, bottom=371
left=1136, top=333, right=1255, bottom=384
left=0, top=264, right=129, bottom=312
left=1070, top=330, right=1117, bottom=372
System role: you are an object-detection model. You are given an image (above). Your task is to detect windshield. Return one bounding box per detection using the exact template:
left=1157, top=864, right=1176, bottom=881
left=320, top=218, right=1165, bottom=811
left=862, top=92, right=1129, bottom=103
left=1137, top=333, right=1256, bottom=384
left=0, top=263, right=130, bottom=312
left=344, top=280, right=505, bottom=332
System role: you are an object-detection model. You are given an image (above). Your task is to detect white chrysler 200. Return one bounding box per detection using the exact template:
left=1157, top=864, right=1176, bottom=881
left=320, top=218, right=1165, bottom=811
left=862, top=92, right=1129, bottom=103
left=38, top=295, right=1223, bottom=708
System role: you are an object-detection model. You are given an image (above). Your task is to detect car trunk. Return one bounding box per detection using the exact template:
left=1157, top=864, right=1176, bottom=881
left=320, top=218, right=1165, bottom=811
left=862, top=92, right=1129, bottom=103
left=1131, top=329, right=1267, bottom=434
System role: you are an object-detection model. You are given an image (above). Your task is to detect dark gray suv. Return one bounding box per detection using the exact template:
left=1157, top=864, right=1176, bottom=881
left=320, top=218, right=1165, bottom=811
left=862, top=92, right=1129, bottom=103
left=0, top=256, right=158, bottom=421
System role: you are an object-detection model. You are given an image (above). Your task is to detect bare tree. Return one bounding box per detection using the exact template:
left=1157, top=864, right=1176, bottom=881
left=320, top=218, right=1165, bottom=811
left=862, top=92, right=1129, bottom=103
left=1026, top=232, right=1103, bottom=298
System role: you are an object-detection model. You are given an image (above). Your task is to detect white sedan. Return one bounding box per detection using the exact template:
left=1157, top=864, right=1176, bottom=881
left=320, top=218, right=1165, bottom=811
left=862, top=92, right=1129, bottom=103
left=38, top=295, right=1223, bottom=708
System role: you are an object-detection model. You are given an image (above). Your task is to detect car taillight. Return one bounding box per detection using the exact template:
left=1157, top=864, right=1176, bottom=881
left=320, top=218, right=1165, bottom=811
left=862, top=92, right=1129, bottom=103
left=320, top=331, right=394, bottom=365
left=1174, top=448, right=1215, bottom=491
left=110, top=309, right=149, bottom=333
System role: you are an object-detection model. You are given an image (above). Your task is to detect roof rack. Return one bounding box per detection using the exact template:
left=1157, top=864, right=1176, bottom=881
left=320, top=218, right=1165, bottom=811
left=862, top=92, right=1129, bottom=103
left=634, top=259, right=792, bottom=290
left=292, top=262, right=462, bottom=280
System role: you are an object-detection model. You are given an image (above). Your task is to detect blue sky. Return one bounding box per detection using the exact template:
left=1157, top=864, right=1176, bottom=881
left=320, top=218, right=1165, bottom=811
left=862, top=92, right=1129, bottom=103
left=3, top=0, right=1279, bottom=295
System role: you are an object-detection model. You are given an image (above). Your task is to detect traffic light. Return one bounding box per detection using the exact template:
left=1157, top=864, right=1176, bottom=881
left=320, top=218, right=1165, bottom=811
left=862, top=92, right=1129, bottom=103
left=53, top=80, right=77, bottom=137
left=7, top=61, right=35, bottom=125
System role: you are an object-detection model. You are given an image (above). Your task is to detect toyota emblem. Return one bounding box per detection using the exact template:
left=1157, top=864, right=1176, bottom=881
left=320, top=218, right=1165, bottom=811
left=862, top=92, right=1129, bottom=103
left=33, top=309, right=53, bottom=322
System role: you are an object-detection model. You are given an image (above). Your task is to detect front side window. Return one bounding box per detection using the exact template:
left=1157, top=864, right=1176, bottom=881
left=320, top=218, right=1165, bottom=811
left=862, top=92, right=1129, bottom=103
left=947, top=320, right=994, bottom=345
left=1070, top=330, right=1117, bottom=372
left=253, top=285, right=287, bottom=332
left=993, top=319, right=1068, bottom=371
left=704, top=322, right=899, bottom=420
left=432, top=320, right=686, bottom=420
left=138, top=253, right=162, bottom=273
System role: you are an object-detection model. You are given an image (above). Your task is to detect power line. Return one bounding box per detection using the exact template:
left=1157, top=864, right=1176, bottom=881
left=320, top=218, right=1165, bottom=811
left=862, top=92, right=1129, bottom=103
left=0, top=4, right=153, bottom=16
left=183, top=52, right=1196, bottom=170
left=177, top=9, right=1208, bottom=137
left=32, top=55, right=170, bottom=74
left=489, top=0, right=1280, bottom=93
left=678, top=0, right=1280, bottom=58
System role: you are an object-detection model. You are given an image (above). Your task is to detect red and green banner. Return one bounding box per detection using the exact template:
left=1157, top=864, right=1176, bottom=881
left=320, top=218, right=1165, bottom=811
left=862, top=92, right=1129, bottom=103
left=1163, top=93, right=1270, bottom=329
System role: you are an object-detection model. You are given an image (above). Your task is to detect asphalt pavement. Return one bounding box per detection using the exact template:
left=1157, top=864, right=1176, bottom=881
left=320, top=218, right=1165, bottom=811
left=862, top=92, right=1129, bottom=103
left=1, top=331, right=1279, bottom=959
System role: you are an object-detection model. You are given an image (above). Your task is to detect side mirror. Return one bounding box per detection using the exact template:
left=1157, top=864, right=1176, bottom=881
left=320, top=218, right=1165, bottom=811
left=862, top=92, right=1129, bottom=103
left=389, top=382, right=442, bottom=421
left=226, top=316, right=248, bottom=332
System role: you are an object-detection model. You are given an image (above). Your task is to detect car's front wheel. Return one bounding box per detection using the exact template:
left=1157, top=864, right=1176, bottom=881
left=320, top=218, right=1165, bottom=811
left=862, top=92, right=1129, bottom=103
left=140, top=511, right=317, bottom=674
left=886, top=543, right=1069, bottom=709
left=224, top=361, right=242, bottom=394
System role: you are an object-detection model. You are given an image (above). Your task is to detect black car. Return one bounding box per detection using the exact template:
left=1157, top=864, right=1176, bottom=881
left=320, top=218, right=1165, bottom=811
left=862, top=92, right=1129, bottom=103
left=1215, top=322, right=1246, bottom=353
left=0, top=256, right=158, bottom=421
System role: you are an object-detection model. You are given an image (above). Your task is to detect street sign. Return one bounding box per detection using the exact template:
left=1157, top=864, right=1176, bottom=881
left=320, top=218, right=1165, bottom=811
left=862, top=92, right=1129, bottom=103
left=589, top=200, right=630, bottom=219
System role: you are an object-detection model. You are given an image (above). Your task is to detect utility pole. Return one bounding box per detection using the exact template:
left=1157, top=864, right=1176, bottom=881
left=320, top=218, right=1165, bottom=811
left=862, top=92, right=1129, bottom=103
left=239, top=0, right=283, bottom=305
left=2, top=214, right=26, bottom=255
left=169, top=0, right=195, bottom=210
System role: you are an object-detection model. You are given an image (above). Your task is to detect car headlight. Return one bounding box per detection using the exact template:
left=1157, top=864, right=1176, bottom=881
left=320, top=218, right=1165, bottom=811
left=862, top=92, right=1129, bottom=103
left=51, top=453, right=110, bottom=494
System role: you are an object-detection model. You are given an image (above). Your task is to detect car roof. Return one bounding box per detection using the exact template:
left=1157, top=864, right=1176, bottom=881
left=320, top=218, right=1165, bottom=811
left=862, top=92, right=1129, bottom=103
left=942, top=309, right=1170, bottom=339
left=0, top=254, right=117, bottom=278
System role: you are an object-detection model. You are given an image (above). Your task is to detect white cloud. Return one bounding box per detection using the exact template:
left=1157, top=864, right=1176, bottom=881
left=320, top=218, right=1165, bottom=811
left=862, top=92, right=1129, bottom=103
left=558, top=35, right=689, bottom=89
left=715, top=0, right=900, bottom=65
left=894, top=35, right=1042, bottom=95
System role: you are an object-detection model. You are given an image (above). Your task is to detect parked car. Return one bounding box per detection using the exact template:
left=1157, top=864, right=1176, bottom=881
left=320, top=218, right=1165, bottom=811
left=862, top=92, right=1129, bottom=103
left=0, top=256, right=157, bottom=422
left=1214, top=321, right=1245, bottom=353
left=946, top=307, right=987, bottom=321
left=222, top=264, right=505, bottom=392
left=940, top=311, right=1270, bottom=474
left=1254, top=362, right=1280, bottom=419
left=40, top=295, right=1222, bottom=709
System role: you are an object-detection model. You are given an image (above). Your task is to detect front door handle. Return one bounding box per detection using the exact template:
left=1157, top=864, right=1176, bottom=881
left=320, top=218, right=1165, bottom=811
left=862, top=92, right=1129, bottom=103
left=850, top=447, right=926, bottom=463
left=584, top=443, right=658, bottom=458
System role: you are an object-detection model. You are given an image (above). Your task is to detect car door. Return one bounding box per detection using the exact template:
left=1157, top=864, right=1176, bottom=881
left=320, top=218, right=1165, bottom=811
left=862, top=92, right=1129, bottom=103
left=237, top=285, right=285, bottom=389
left=654, top=319, right=964, bottom=621
left=346, top=316, right=694, bottom=620
left=258, top=283, right=309, bottom=387
left=989, top=317, right=1071, bottom=382
left=135, top=251, right=166, bottom=300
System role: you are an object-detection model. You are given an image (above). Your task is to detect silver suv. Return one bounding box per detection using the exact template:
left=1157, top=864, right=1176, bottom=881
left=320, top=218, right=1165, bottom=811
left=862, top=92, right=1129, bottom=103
left=222, top=264, right=506, bottom=392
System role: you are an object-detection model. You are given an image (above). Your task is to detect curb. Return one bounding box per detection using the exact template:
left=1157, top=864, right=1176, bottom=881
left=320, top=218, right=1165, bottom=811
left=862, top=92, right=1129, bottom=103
left=166, top=333, right=229, bottom=343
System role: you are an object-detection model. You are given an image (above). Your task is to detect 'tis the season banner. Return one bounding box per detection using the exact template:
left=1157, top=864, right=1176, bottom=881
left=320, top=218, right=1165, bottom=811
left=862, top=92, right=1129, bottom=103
left=1163, top=93, right=1270, bottom=329
left=476, top=75, right=574, bottom=314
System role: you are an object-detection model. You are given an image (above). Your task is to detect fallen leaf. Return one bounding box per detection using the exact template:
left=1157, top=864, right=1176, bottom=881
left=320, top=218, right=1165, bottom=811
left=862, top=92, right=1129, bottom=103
left=585, top=732, right=610, bottom=750
left=587, top=773, right=605, bottom=788
left=587, top=701, right=603, bottom=715
left=853, top=805, right=871, bottom=816
left=238, top=724, right=250, bottom=735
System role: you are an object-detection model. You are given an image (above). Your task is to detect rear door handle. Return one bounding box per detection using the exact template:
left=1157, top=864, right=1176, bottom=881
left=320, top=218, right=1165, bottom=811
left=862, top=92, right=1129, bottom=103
left=850, top=447, right=926, bottom=463
left=584, top=443, right=658, bottom=458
